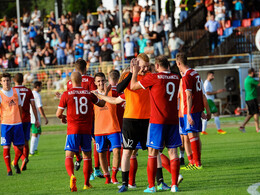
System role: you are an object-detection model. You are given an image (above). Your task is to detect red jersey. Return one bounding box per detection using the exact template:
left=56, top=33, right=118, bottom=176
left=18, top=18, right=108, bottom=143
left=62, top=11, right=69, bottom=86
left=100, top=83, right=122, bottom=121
left=111, top=86, right=125, bottom=129
left=67, top=75, right=96, bottom=91
left=139, top=72, right=180, bottom=125
left=58, top=87, right=99, bottom=135
left=13, top=85, right=34, bottom=123
left=182, top=68, right=204, bottom=114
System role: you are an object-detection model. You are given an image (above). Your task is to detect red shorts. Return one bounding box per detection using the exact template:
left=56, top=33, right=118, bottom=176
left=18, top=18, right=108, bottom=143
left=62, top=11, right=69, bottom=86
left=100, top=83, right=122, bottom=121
left=133, top=17, right=140, bottom=23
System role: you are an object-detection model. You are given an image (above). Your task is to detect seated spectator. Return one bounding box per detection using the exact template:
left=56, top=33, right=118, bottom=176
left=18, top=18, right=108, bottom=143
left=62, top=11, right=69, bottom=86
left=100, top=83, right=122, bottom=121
left=131, top=22, right=141, bottom=41
left=81, top=24, right=92, bottom=40
left=124, top=28, right=135, bottom=42
left=144, top=40, right=154, bottom=59
left=50, top=33, right=59, bottom=48
left=99, top=33, right=112, bottom=46
left=113, top=55, right=121, bottom=71
left=41, top=50, right=55, bottom=67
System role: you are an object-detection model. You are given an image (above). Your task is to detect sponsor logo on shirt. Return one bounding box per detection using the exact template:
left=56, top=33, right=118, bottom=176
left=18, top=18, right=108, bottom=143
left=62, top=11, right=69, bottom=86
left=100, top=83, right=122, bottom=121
left=9, top=99, right=16, bottom=107
left=157, top=75, right=179, bottom=79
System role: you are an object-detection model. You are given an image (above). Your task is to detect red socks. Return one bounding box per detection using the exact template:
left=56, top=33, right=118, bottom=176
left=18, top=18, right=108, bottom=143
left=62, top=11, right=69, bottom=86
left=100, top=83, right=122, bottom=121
left=83, top=157, right=92, bottom=186
left=170, top=158, right=180, bottom=186
left=65, top=156, right=74, bottom=176
left=94, top=143, right=99, bottom=168
left=3, top=146, right=11, bottom=172
left=160, top=153, right=171, bottom=173
left=112, top=167, right=118, bottom=183
left=104, top=172, right=111, bottom=184
left=147, top=155, right=157, bottom=188
left=129, top=156, right=138, bottom=185
left=20, top=144, right=29, bottom=161
left=189, top=137, right=201, bottom=166
left=13, top=145, right=23, bottom=166
left=187, top=154, right=194, bottom=165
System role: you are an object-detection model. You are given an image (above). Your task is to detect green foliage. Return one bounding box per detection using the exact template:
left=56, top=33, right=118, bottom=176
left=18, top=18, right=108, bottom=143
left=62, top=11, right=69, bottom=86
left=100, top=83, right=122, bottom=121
left=0, top=125, right=260, bottom=194
left=64, top=0, right=98, bottom=15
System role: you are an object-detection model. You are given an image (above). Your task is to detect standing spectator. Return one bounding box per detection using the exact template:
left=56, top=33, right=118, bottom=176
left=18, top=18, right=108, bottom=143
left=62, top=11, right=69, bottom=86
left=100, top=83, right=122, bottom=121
left=205, top=15, right=220, bottom=52
left=137, top=34, right=147, bottom=54
left=27, top=21, right=37, bottom=39
left=73, top=34, right=84, bottom=61
left=168, top=32, right=184, bottom=60
left=57, top=25, right=68, bottom=43
left=75, top=12, right=85, bottom=32
left=111, top=33, right=121, bottom=55
left=48, top=11, right=56, bottom=27
left=163, top=14, right=172, bottom=43
left=180, top=0, right=189, bottom=22
left=41, top=50, right=54, bottom=67
left=239, top=68, right=260, bottom=133
left=31, top=6, right=41, bottom=23
left=87, top=10, right=99, bottom=31
left=143, top=1, right=150, bottom=26
left=233, top=0, right=244, bottom=20
left=56, top=37, right=66, bottom=65
left=88, top=46, right=99, bottom=75
left=97, top=23, right=109, bottom=40
left=148, top=28, right=164, bottom=56
left=123, top=0, right=133, bottom=26
left=50, top=33, right=59, bottom=48
left=133, top=1, right=142, bottom=24
left=99, top=45, right=113, bottom=75
left=150, top=0, right=157, bottom=27
left=124, top=36, right=135, bottom=61
left=67, top=25, right=75, bottom=46
left=215, top=0, right=226, bottom=29
left=205, top=0, right=214, bottom=15
left=65, top=43, right=74, bottom=66
left=224, top=0, right=232, bottom=20
left=131, top=22, right=141, bottom=41
left=124, top=28, right=135, bottom=42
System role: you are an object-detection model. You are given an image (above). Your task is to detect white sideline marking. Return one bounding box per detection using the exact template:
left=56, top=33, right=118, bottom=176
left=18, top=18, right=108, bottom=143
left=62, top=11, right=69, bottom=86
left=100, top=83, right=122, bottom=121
left=247, top=183, right=260, bottom=195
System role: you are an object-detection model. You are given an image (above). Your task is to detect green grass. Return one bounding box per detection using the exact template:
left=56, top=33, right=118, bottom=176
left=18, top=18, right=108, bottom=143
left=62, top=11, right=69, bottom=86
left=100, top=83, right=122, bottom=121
left=1, top=125, right=260, bottom=194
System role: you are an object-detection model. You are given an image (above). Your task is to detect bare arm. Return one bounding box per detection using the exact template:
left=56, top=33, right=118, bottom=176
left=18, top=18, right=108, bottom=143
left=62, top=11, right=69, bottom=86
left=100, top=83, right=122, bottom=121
left=30, top=100, right=40, bottom=128
left=203, top=94, right=211, bottom=121
left=19, top=105, right=22, bottom=121
left=56, top=108, right=67, bottom=124
left=206, top=88, right=226, bottom=95
left=186, top=90, right=194, bottom=126
left=130, top=61, right=142, bottom=90
left=38, top=106, right=48, bottom=125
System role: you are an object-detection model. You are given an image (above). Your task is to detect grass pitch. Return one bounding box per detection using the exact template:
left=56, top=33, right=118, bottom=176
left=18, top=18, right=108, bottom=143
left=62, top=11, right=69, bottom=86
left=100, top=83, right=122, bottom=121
left=0, top=123, right=260, bottom=195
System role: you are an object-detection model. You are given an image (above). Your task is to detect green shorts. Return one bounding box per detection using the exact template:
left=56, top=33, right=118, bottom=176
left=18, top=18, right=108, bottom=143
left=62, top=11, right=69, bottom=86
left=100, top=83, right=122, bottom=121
left=205, top=99, right=218, bottom=114
left=31, top=124, right=42, bottom=134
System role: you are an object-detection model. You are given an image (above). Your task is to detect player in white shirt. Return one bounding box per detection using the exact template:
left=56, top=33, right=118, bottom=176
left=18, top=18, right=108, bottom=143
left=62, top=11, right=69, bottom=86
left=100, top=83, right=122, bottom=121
left=202, top=71, right=226, bottom=135
left=29, top=81, right=48, bottom=156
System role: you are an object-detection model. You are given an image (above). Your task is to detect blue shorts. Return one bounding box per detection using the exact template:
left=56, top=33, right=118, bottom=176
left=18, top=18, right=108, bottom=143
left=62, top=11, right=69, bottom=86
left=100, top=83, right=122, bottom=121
left=136, top=142, right=142, bottom=149
left=179, top=117, right=187, bottom=135
left=147, top=123, right=182, bottom=150
left=184, top=112, right=202, bottom=133
left=95, top=133, right=121, bottom=153
left=23, top=122, right=31, bottom=141
left=65, top=134, right=92, bottom=152
left=1, top=124, right=25, bottom=146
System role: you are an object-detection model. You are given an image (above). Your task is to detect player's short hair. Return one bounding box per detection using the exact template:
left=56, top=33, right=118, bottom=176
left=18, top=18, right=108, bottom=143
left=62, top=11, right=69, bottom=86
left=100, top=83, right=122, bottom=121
left=94, top=72, right=106, bottom=80
left=33, top=81, right=42, bottom=88
left=14, top=73, right=24, bottom=84
left=176, top=52, right=187, bottom=65
left=248, top=68, right=255, bottom=74
left=207, top=71, right=214, bottom=76
left=109, top=70, right=120, bottom=82
left=75, top=59, right=86, bottom=73
left=137, top=53, right=149, bottom=63
left=1, top=73, right=11, bottom=80
left=155, top=55, right=170, bottom=69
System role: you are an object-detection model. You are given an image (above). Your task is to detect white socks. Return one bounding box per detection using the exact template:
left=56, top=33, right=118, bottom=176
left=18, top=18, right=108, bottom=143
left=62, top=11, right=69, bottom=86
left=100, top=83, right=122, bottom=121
left=179, top=150, right=185, bottom=158
left=30, top=136, right=37, bottom=154
left=202, top=119, right=207, bottom=132
left=214, top=117, right=221, bottom=130
left=35, top=134, right=40, bottom=151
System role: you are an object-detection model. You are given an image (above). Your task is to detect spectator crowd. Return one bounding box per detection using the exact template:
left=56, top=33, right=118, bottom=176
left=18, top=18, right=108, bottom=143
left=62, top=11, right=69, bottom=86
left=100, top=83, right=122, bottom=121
left=0, top=0, right=259, bottom=76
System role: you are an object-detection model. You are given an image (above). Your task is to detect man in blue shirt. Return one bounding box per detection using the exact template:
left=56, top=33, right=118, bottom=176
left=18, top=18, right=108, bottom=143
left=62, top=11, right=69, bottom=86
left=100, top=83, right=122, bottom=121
left=205, top=15, right=220, bottom=52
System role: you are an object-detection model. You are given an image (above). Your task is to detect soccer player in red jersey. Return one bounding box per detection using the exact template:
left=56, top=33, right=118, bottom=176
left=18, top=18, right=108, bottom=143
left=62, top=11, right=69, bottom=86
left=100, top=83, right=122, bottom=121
left=13, top=73, right=40, bottom=171
left=56, top=72, right=105, bottom=192
left=65, top=59, right=100, bottom=175
left=130, top=56, right=182, bottom=192
left=176, top=53, right=211, bottom=170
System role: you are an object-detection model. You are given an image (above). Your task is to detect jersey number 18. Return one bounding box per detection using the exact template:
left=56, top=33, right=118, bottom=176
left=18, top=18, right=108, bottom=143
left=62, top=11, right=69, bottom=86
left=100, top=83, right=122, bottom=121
left=73, top=96, right=88, bottom=115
